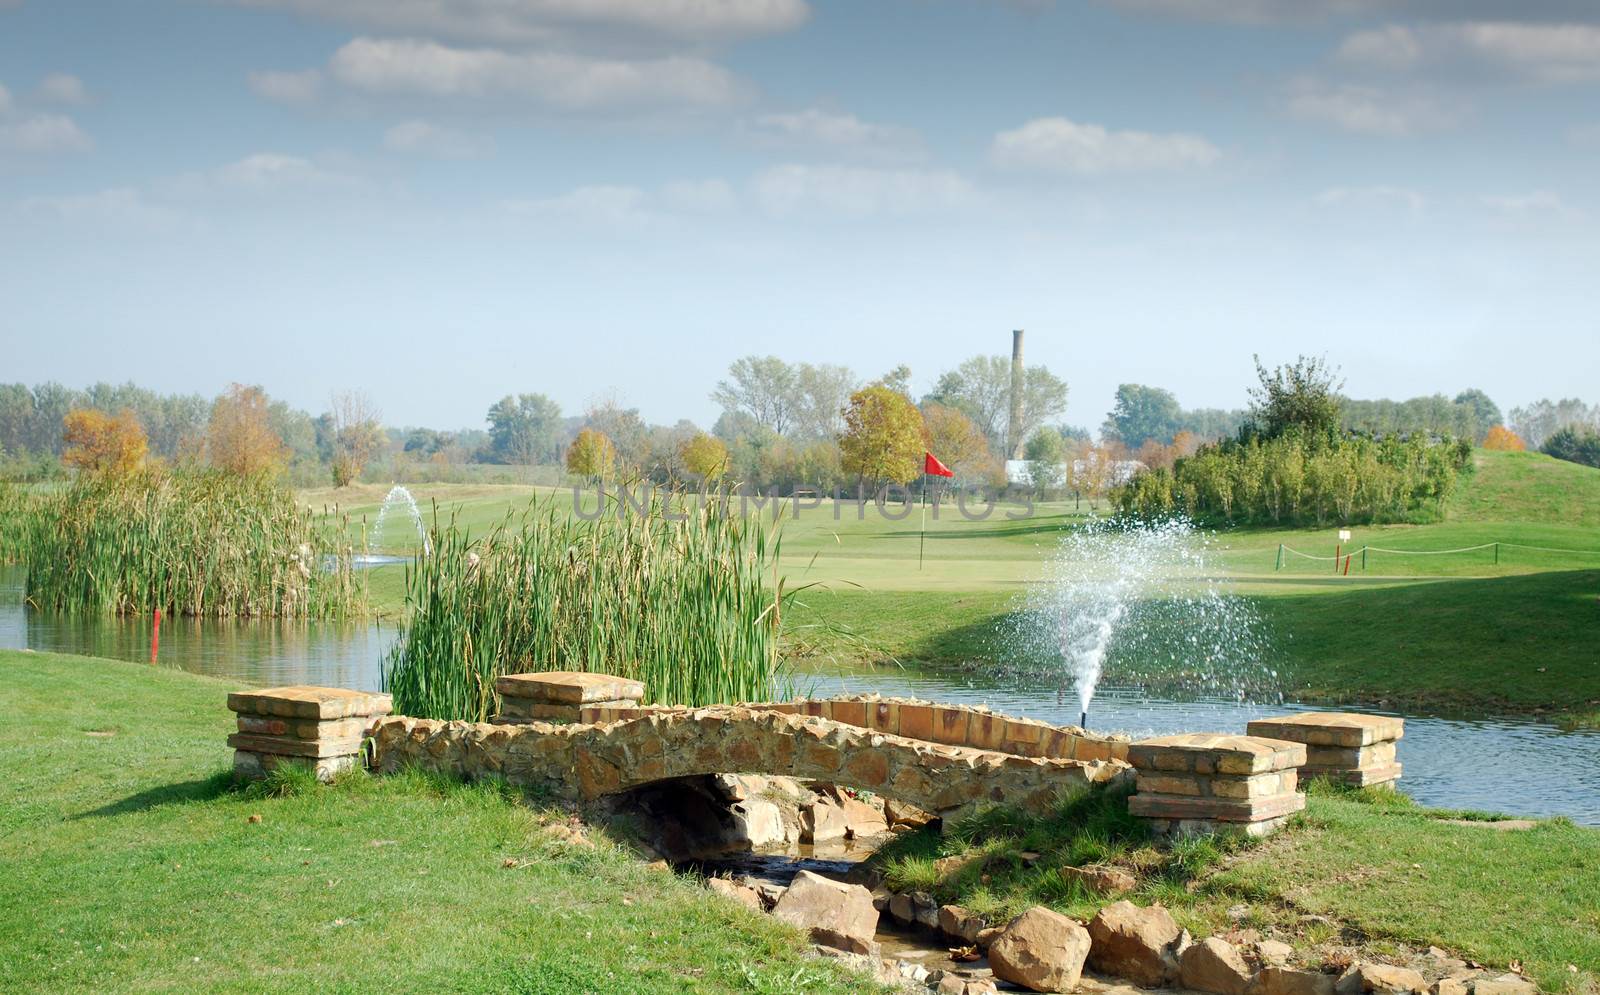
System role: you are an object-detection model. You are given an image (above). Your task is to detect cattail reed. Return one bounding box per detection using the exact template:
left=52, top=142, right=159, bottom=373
left=383, top=487, right=787, bottom=720
left=14, top=469, right=365, bottom=618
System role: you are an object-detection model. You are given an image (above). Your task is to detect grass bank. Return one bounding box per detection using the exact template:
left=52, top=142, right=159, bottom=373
left=874, top=783, right=1599, bottom=993
left=0, top=650, right=879, bottom=995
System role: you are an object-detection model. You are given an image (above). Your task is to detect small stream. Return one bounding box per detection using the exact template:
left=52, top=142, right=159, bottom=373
left=4, top=565, right=1597, bottom=825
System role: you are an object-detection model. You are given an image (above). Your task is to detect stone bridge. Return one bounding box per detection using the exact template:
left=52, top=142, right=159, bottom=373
left=366, top=673, right=1133, bottom=823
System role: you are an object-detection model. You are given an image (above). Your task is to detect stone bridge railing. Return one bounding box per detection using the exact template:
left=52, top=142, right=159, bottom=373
left=370, top=705, right=1130, bottom=823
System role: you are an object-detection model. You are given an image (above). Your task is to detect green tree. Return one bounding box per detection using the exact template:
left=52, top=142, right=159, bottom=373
left=1542, top=427, right=1600, bottom=469
left=1103, top=384, right=1182, bottom=448
left=1246, top=355, right=1344, bottom=441
left=928, top=355, right=1068, bottom=456
left=486, top=393, right=562, bottom=465
left=839, top=385, right=924, bottom=489
left=566, top=428, right=616, bottom=480
left=1453, top=389, right=1502, bottom=443
left=711, top=356, right=799, bottom=436
left=679, top=432, right=729, bottom=481
left=1023, top=427, right=1065, bottom=491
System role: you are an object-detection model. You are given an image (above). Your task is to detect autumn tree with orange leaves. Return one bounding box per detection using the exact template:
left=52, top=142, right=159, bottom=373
left=1482, top=426, right=1526, bottom=451
left=62, top=408, right=148, bottom=477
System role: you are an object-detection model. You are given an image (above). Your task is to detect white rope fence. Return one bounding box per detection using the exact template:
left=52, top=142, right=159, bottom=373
left=1275, top=540, right=1600, bottom=570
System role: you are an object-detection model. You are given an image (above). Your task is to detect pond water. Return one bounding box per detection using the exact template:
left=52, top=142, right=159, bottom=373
left=4, top=566, right=1596, bottom=825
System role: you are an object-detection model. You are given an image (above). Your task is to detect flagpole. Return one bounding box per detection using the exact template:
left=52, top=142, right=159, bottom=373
left=918, top=474, right=927, bottom=570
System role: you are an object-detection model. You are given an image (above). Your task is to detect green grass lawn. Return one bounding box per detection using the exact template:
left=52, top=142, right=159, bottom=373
left=0, top=650, right=881, bottom=995
left=873, top=784, right=1600, bottom=993
left=316, top=450, right=1600, bottom=713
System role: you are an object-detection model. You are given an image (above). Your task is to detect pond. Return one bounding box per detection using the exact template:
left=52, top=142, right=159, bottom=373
left=4, top=566, right=1596, bottom=825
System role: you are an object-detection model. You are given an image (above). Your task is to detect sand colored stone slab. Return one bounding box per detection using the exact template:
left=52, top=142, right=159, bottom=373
left=1128, top=791, right=1305, bottom=823
left=233, top=749, right=357, bottom=781
left=227, top=686, right=391, bottom=720
left=1127, top=734, right=1305, bottom=775
left=228, top=732, right=366, bottom=759
left=235, top=715, right=371, bottom=740
left=1246, top=712, right=1403, bottom=749
left=494, top=671, right=645, bottom=705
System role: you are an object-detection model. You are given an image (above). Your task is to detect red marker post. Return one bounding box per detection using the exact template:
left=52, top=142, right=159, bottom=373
left=150, top=608, right=162, bottom=664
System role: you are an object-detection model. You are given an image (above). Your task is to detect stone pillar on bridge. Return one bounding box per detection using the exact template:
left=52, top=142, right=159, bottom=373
left=1126, top=734, right=1306, bottom=839
left=1245, top=712, right=1403, bottom=789
left=227, top=686, right=391, bottom=781
left=494, top=671, right=645, bottom=724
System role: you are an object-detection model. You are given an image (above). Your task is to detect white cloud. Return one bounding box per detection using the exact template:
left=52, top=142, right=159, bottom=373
left=753, top=164, right=976, bottom=217
left=1481, top=190, right=1569, bottom=215
left=1287, top=78, right=1460, bottom=135
left=1092, top=1, right=1600, bottom=25
left=324, top=37, right=746, bottom=110
left=384, top=118, right=493, bottom=157
left=249, top=69, right=323, bottom=104
left=661, top=178, right=737, bottom=212
left=1313, top=185, right=1426, bottom=215
left=503, top=184, right=650, bottom=225
left=988, top=117, right=1219, bottom=174
left=17, top=187, right=181, bottom=230
left=1338, top=22, right=1600, bottom=84
left=0, top=111, right=92, bottom=153
left=235, top=0, right=810, bottom=45
left=749, top=108, right=922, bottom=161
left=35, top=72, right=89, bottom=105
left=161, top=153, right=359, bottom=198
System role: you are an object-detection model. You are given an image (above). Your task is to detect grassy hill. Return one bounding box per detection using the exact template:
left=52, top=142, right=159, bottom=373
left=1451, top=448, right=1600, bottom=527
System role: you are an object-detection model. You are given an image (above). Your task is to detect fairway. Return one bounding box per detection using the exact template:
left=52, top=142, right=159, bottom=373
left=313, top=451, right=1600, bottom=716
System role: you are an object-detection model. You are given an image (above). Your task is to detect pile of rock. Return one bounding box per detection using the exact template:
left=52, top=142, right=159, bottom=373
left=227, top=685, right=391, bottom=781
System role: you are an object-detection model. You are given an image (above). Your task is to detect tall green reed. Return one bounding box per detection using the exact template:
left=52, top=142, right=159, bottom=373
left=17, top=468, right=365, bottom=618
left=384, top=486, right=790, bottom=720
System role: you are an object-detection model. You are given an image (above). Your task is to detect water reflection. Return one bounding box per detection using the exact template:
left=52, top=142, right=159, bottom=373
left=3, top=566, right=1596, bottom=824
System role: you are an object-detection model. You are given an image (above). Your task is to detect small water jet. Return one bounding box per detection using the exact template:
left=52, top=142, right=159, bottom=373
left=1008, top=517, right=1275, bottom=731
left=363, top=485, right=430, bottom=560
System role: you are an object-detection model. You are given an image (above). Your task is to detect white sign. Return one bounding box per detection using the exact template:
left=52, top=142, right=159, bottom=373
left=1338, top=529, right=1352, bottom=542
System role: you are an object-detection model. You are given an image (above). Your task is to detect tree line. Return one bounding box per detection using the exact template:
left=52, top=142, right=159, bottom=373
left=1113, top=357, right=1474, bottom=527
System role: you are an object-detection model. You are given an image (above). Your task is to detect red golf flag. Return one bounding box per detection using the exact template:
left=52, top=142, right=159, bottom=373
left=924, top=452, right=954, bottom=477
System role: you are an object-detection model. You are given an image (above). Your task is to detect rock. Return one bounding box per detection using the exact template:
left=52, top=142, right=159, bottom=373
left=934, top=853, right=983, bottom=878
left=839, top=796, right=889, bottom=839
left=809, top=926, right=879, bottom=957
left=1061, top=864, right=1138, bottom=895
left=771, top=870, right=879, bottom=954
left=1086, top=901, right=1185, bottom=987
left=705, top=877, right=763, bottom=912
left=939, top=904, right=988, bottom=943
left=1256, top=940, right=1296, bottom=968
left=888, top=890, right=937, bottom=927
left=732, top=798, right=789, bottom=848
left=1471, top=976, right=1536, bottom=995
left=1336, top=963, right=1428, bottom=995
left=976, top=926, right=1004, bottom=950
left=801, top=797, right=851, bottom=843
left=1181, top=937, right=1256, bottom=995
left=988, top=906, right=1093, bottom=993
left=1253, top=967, right=1338, bottom=995
left=885, top=797, right=936, bottom=829
left=1432, top=980, right=1470, bottom=995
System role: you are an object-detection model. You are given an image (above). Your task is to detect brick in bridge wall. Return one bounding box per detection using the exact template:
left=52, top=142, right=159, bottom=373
left=369, top=705, right=1131, bottom=825
left=1245, top=713, right=1403, bottom=788
left=1126, top=734, right=1306, bottom=839
left=226, top=686, right=391, bottom=782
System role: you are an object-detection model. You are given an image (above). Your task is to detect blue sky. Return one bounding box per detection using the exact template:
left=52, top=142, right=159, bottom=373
left=2, top=0, right=1597, bottom=430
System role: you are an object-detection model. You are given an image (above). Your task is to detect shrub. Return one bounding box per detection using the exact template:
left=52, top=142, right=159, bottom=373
left=1541, top=427, right=1600, bottom=469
